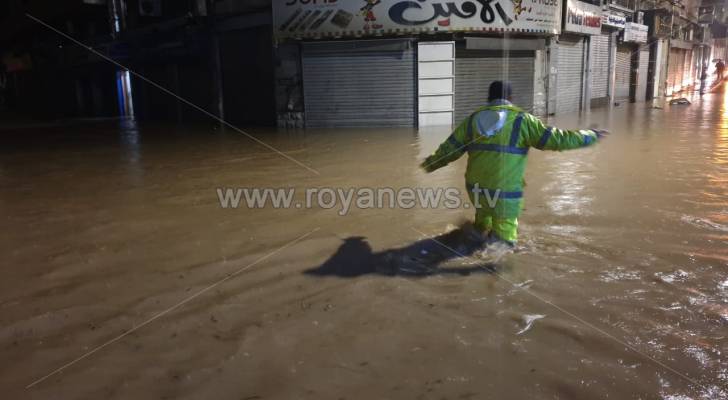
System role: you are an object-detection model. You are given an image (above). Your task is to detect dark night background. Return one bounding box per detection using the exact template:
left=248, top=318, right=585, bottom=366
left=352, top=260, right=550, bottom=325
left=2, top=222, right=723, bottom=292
left=0, top=0, right=276, bottom=125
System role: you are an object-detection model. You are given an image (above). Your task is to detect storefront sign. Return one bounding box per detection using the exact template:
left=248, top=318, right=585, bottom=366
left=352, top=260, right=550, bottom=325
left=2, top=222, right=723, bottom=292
left=601, top=13, right=626, bottom=29
left=623, top=22, right=647, bottom=43
left=563, top=0, right=601, bottom=35
left=273, top=0, right=563, bottom=40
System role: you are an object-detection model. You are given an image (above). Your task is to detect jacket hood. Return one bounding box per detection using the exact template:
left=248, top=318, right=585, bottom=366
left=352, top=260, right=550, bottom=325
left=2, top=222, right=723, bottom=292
left=475, top=108, right=508, bottom=137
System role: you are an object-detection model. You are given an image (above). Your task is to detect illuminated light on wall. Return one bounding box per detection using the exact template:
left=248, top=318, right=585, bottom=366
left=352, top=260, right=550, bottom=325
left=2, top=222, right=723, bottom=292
left=116, top=70, right=134, bottom=117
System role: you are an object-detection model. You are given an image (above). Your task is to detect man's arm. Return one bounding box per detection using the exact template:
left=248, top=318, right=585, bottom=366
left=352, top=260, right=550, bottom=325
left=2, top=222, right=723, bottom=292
left=522, top=113, right=603, bottom=151
left=420, top=116, right=471, bottom=172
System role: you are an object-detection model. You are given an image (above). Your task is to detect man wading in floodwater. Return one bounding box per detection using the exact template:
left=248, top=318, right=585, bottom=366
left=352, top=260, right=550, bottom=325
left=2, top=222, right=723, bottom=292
left=421, top=81, right=607, bottom=247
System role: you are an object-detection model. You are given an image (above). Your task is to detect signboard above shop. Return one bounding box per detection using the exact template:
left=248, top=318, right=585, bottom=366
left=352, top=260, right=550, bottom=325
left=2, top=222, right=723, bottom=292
left=623, top=22, right=647, bottom=43
left=564, top=0, right=601, bottom=35
left=273, top=0, right=563, bottom=40
left=601, top=13, right=626, bottom=29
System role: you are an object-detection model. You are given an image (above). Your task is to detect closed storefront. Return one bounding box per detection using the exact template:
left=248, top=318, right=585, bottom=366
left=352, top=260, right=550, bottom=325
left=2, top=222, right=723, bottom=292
left=668, top=48, right=685, bottom=95
left=555, top=35, right=586, bottom=114
left=599, top=11, right=627, bottom=105
left=692, top=49, right=702, bottom=87
left=454, top=49, right=535, bottom=122
left=590, top=34, right=611, bottom=106
left=558, top=0, right=602, bottom=114
left=666, top=39, right=703, bottom=95
left=301, top=40, right=415, bottom=128
left=614, top=44, right=632, bottom=101
left=618, top=22, right=648, bottom=102
left=683, top=49, right=694, bottom=88
left=636, top=47, right=649, bottom=102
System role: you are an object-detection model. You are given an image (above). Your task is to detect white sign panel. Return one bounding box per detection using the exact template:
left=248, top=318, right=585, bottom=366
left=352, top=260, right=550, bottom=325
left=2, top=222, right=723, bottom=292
left=601, top=13, right=626, bottom=29
left=623, top=22, right=647, bottom=43
left=564, top=0, right=601, bottom=35
left=273, top=0, right=562, bottom=40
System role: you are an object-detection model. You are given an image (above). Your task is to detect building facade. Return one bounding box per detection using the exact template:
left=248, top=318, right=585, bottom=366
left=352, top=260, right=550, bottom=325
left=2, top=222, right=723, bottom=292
left=643, top=0, right=709, bottom=100
left=274, top=0, right=565, bottom=128
left=273, top=0, right=666, bottom=128
left=1, top=0, right=713, bottom=126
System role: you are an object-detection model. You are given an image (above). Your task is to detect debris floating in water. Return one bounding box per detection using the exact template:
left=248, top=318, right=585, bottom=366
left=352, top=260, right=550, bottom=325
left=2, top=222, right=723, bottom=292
left=516, top=314, right=546, bottom=335
left=655, top=269, right=691, bottom=283
left=516, top=279, right=534, bottom=288
left=669, top=98, right=691, bottom=106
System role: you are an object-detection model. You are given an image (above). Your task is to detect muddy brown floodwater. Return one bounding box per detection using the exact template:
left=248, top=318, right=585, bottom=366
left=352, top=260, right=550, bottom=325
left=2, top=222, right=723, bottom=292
left=2, top=89, right=728, bottom=400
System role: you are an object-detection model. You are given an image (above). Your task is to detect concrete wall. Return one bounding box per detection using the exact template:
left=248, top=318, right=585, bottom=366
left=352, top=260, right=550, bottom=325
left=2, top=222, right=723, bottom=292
left=533, top=48, right=548, bottom=117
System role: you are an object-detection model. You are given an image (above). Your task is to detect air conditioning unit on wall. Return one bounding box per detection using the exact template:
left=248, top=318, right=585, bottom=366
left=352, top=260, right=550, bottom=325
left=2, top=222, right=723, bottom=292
left=139, top=0, right=162, bottom=17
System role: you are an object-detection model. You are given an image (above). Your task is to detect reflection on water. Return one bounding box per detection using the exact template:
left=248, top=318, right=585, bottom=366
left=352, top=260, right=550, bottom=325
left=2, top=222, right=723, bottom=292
left=1, top=90, right=728, bottom=399
left=119, top=118, right=143, bottom=186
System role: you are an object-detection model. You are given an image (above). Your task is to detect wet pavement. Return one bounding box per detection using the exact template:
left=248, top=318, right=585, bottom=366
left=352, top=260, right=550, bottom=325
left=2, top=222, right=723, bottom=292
left=1, top=87, right=727, bottom=399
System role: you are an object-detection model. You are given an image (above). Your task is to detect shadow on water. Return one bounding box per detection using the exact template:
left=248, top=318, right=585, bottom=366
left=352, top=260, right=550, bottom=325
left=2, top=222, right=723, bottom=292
left=304, top=224, right=503, bottom=278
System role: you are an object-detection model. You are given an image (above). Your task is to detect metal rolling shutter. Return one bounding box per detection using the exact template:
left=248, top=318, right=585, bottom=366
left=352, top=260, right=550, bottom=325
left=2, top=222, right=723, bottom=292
left=636, top=48, right=649, bottom=102
left=302, top=40, right=415, bottom=128
left=590, top=35, right=610, bottom=100
left=615, top=45, right=632, bottom=100
left=454, top=49, right=535, bottom=122
left=683, top=49, right=694, bottom=88
left=677, top=50, right=686, bottom=91
left=667, top=49, right=678, bottom=93
left=556, top=36, right=585, bottom=114
left=714, top=40, right=728, bottom=64
left=668, top=48, right=685, bottom=93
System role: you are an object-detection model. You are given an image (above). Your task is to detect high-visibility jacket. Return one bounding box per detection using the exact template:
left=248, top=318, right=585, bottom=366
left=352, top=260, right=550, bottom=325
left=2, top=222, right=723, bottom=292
left=423, top=103, right=599, bottom=219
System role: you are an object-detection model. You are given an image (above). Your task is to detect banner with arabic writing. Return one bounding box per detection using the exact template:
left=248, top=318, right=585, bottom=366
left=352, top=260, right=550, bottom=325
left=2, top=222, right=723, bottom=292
left=273, top=0, right=562, bottom=40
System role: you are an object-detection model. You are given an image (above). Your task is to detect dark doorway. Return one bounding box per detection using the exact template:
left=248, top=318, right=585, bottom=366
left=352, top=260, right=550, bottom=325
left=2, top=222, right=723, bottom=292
left=218, top=25, right=276, bottom=126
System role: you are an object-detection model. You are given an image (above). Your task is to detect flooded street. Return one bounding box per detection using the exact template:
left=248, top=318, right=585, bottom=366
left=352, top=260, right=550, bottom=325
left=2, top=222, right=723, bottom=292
left=2, top=88, right=728, bottom=400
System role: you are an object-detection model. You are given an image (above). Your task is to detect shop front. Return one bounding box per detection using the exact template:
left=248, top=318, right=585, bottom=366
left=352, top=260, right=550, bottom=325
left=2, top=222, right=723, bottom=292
left=300, top=39, right=416, bottom=128
left=612, top=42, right=631, bottom=102
left=273, top=0, right=562, bottom=128
left=590, top=12, right=624, bottom=107
left=453, top=38, right=543, bottom=121
left=555, top=0, right=602, bottom=114
left=668, top=40, right=693, bottom=95
left=622, top=22, right=649, bottom=102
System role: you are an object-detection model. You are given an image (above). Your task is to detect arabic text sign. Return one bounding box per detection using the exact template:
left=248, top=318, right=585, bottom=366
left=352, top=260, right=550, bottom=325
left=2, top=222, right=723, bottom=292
left=563, top=0, right=601, bottom=35
left=623, top=22, right=647, bottom=43
left=273, top=0, right=562, bottom=40
left=601, top=13, right=626, bottom=29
